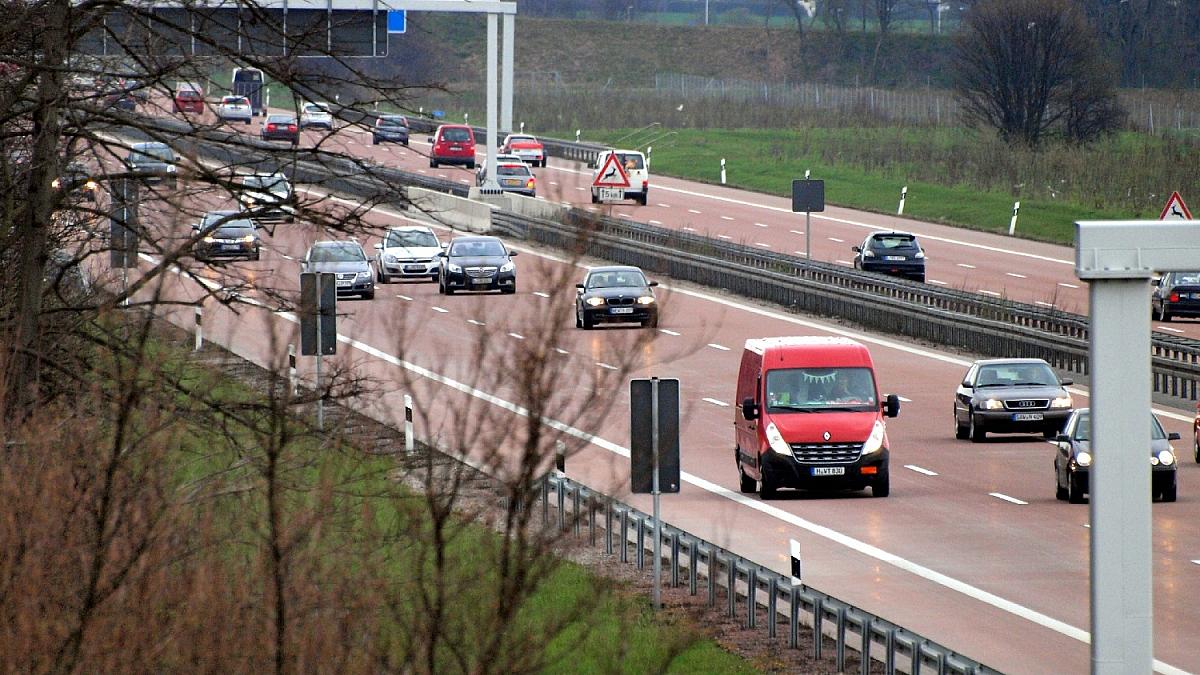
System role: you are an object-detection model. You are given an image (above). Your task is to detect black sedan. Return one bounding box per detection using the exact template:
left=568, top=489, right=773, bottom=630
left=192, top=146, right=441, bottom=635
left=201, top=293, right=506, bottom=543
left=1054, top=408, right=1178, bottom=503
left=1152, top=271, right=1200, bottom=322
left=125, top=141, right=177, bottom=188
left=372, top=114, right=409, bottom=145
left=261, top=114, right=299, bottom=145
left=852, top=231, right=926, bottom=282
left=303, top=241, right=374, bottom=300
left=193, top=210, right=260, bottom=262
left=953, top=358, right=1074, bottom=442
left=575, top=266, right=659, bottom=329
left=437, top=236, right=517, bottom=295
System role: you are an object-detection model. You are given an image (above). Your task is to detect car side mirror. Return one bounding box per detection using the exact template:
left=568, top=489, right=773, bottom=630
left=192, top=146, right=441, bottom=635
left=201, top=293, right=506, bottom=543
left=648, top=281, right=659, bottom=287
left=852, top=245, right=861, bottom=252
left=427, top=136, right=434, bottom=143
left=508, top=250, right=518, bottom=256
left=961, top=380, right=972, bottom=388
left=741, top=397, right=759, bottom=421
left=1056, top=434, right=1070, bottom=443
left=884, top=394, right=900, bottom=418
left=1168, top=432, right=1182, bottom=441
left=373, top=243, right=383, bottom=250
left=1152, top=278, right=1161, bottom=286
left=575, top=283, right=584, bottom=289
left=1060, top=379, right=1073, bottom=386
left=436, top=251, right=446, bottom=257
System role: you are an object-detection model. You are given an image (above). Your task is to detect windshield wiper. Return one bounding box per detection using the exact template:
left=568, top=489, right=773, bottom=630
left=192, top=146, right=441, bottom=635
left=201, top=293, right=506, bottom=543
left=1013, top=381, right=1053, bottom=387
left=769, top=404, right=816, bottom=412
left=816, top=405, right=869, bottom=412
left=975, top=383, right=1009, bottom=388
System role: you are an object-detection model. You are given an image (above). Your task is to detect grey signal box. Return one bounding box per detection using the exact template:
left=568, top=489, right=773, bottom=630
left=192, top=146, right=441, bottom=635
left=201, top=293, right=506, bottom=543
left=791, top=179, right=825, bottom=213
left=299, top=272, right=336, bottom=356
left=630, top=377, right=681, bottom=494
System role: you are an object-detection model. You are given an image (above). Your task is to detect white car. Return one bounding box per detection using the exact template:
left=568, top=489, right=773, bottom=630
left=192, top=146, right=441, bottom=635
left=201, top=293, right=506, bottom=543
left=590, top=149, right=649, bottom=206
left=475, top=153, right=525, bottom=185
left=300, top=102, right=333, bottom=130
left=216, top=95, right=253, bottom=125
left=373, top=226, right=444, bottom=283
left=236, top=173, right=295, bottom=223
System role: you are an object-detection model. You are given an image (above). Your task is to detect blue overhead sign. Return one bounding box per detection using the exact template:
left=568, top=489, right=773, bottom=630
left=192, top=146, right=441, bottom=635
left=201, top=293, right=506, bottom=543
left=387, top=10, right=407, bottom=34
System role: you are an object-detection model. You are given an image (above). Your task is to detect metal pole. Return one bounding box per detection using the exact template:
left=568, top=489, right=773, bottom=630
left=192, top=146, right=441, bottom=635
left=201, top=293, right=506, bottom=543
left=484, top=13, right=498, bottom=189
left=651, top=376, right=661, bottom=611
left=316, top=276, right=324, bottom=431
left=404, top=393, right=414, bottom=453
left=501, top=12, right=514, bottom=135
left=1008, top=201, right=1021, bottom=236
left=805, top=211, right=812, bottom=260
left=1089, top=278, right=1153, bottom=674
left=704, top=0, right=709, bottom=25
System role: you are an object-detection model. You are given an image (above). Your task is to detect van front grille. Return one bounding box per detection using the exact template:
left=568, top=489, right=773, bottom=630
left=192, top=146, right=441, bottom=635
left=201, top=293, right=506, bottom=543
left=788, top=442, right=862, bottom=464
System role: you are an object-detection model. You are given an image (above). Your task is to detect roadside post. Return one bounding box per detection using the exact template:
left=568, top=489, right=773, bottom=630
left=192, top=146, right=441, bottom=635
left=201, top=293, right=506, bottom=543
left=791, top=179, right=826, bottom=261
left=897, top=185, right=908, bottom=215
left=288, top=343, right=297, bottom=396
left=300, top=271, right=336, bottom=430
left=404, top=394, right=414, bottom=453
left=1008, top=201, right=1020, bottom=235
left=789, top=539, right=802, bottom=586
left=720, top=158, right=726, bottom=185
left=630, top=377, right=681, bottom=611
left=575, top=129, right=580, bottom=143
left=193, top=306, right=203, bottom=351
left=555, top=440, right=566, bottom=475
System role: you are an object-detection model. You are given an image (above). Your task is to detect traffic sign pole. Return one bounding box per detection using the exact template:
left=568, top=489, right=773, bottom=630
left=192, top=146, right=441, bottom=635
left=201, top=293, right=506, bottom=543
left=651, top=376, right=661, bottom=611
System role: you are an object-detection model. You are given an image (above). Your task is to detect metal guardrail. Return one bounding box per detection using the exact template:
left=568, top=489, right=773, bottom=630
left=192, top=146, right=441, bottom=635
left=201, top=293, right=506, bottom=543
left=539, top=473, right=996, bottom=675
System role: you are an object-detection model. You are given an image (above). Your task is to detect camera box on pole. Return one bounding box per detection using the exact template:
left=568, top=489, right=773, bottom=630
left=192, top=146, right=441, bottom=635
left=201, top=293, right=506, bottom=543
left=299, top=272, right=336, bottom=356
left=108, top=179, right=139, bottom=268
left=630, top=377, right=681, bottom=494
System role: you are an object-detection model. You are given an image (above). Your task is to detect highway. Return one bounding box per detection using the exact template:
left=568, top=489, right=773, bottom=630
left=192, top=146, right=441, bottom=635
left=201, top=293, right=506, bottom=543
left=94, top=108, right=1200, bottom=673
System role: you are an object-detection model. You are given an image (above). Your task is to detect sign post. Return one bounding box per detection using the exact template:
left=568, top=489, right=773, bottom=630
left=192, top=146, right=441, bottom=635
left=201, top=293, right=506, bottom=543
left=630, top=377, right=681, bottom=611
left=791, top=179, right=825, bottom=261
left=300, top=272, right=337, bottom=430
left=593, top=152, right=631, bottom=203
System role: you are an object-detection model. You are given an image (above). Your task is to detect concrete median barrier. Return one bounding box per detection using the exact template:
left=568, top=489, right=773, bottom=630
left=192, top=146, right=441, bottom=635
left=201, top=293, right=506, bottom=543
left=407, top=186, right=494, bottom=234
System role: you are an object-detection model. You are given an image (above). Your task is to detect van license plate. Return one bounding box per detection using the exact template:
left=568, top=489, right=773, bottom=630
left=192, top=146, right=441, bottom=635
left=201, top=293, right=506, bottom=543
left=811, top=467, right=845, bottom=476
left=598, top=188, right=624, bottom=202
left=1012, top=413, right=1044, bottom=421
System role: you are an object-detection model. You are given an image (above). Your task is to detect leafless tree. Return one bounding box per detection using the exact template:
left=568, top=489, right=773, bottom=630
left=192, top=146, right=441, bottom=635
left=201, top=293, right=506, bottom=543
left=952, top=0, right=1122, bottom=146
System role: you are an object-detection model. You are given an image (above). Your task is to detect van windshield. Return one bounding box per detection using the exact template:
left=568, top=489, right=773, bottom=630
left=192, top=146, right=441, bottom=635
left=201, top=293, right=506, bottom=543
left=764, top=367, right=877, bottom=412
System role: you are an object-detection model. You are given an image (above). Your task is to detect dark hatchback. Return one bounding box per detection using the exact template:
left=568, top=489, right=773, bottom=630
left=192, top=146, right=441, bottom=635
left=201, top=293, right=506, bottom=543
left=193, top=210, right=260, bottom=262
left=437, top=236, right=517, bottom=295
left=852, top=231, right=926, bottom=282
left=261, top=114, right=299, bottom=145
left=953, top=358, right=1074, bottom=442
left=575, top=266, right=659, bottom=329
left=303, top=241, right=374, bottom=300
left=53, top=162, right=98, bottom=201
left=1152, top=271, right=1200, bottom=322
left=372, top=114, right=409, bottom=146
left=1054, top=408, right=1178, bottom=503
left=125, top=142, right=177, bottom=188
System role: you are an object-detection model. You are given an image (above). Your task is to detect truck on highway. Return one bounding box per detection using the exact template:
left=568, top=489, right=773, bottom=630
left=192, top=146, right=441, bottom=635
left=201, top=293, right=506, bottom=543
left=232, top=67, right=266, bottom=116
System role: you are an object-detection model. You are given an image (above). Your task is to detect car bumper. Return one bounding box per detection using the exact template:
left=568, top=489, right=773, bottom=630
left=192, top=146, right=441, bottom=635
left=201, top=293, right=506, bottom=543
left=513, top=151, right=543, bottom=162
left=219, top=112, right=252, bottom=121
left=262, top=133, right=299, bottom=142
left=860, top=260, right=925, bottom=280
left=333, top=279, right=374, bottom=296
left=382, top=260, right=439, bottom=279
left=498, top=186, right=536, bottom=197
left=761, top=449, right=888, bottom=492
left=974, top=409, right=1072, bottom=433
left=582, top=305, right=656, bottom=325
left=442, top=269, right=516, bottom=291
left=1162, top=300, right=1200, bottom=317
left=197, top=243, right=258, bottom=259
left=433, top=155, right=475, bottom=166
left=302, top=121, right=333, bottom=130
left=1068, top=466, right=1177, bottom=495
left=374, top=131, right=409, bottom=143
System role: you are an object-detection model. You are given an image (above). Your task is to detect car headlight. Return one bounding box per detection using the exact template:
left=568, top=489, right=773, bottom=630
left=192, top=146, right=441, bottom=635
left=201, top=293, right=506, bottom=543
left=1157, top=450, right=1175, bottom=466
left=51, top=178, right=62, bottom=188
left=765, top=422, right=793, bottom=457
left=447, top=263, right=462, bottom=273
left=85, top=180, right=97, bottom=190
left=166, top=165, right=177, bottom=173
left=356, top=271, right=371, bottom=280
left=241, top=235, right=255, bottom=243
left=982, top=399, right=1005, bottom=410
left=585, top=296, right=606, bottom=307
left=860, top=420, right=886, bottom=456
left=499, top=261, right=515, bottom=273
left=1076, top=451, right=1092, bottom=467
left=1050, top=396, right=1072, bottom=408
left=202, top=236, right=215, bottom=243
left=637, top=295, right=655, bottom=305
left=384, top=254, right=396, bottom=263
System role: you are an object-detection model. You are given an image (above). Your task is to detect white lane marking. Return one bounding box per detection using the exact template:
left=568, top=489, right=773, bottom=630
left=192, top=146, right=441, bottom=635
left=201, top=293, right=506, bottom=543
left=688, top=208, right=702, bottom=214
left=649, top=219, right=663, bottom=225
left=980, top=290, right=1002, bottom=297
left=133, top=252, right=1190, bottom=673
left=533, top=291, right=550, bottom=298
left=575, top=186, right=587, bottom=191
left=990, top=493, right=1028, bottom=505
left=835, top=260, right=854, bottom=266
left=1192, top=560, right=1200, bottom=565
left=417, top=169, right=427, bottom=174
left=1006, top=272, right=1027, bottom=279
left=549, top=181, right=558, bottom=186
left=596, top=362, right=618, bottom=370
left=928, top=279, right=947, bottom=285
left=828, top=237, right=844, bottom=243
left=1157, top=326, right=1185, bottom=334
left=508, top=332, right=525, bottom=340
left=657, top=203, right=671, bottom=208
left=897, top=396, right=912, bottom=402
left=1058, top=282, right=1079, bottom=289
left=554, top=348, right=570, bottom=355
left=467, top=319, right=486, bottom=326
left=618, top=214, right=634, bottom=220
left=790, top=229, right=805, bottom=235
left=794, top=251, right=806, bottom=256
left=702, top=398, right=730, bottom=407
left=396, top=294, right=413, bottom=300
left=280, top=254, right=294, bottom=260
left=437, top=173, right=448, bottom=178
left=683, top=226, right=697, bottom=232
left=658, top=328, right=681, bottom=336
left=755, top=222, right=769, bottom=228
left=755, top=242, right=771, bottom=248
left=1084, top=524, right=1091, bottom=529
left=905, top=465, right=939, bottom=476
left=958, top=263, right=976, bottom=269
left=431, top=306, right=449, bottom=313
left=1036, top=301, right=1054, bottom=307
left=721, top=215, right=735, bottom=221
left=707, top=343, right=731, bottom=351
left=718, top=235, right=732, bottom=240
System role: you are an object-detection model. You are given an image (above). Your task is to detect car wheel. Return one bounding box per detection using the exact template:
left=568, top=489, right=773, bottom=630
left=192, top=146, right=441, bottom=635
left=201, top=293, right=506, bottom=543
left=1068, top=475, right=1086, bottom=504
left=430, top=159, right=438, bottom=168
left=541, top=159, right=547, bottom=168
left=581, top=312, right=594, bottom=330
left=363, top=291, right=375, bottom=300
left=1159, top=304, right=1171, bottom=322
left=467, top=161, right=475, bottom=170
left=244, top=119, right=251, bottom=126
left=637, top=193, right=648, bottom=206
left=1055, top=474, right=1069, bottom=501
left=252, top=251, right=260, bottom=261
left=969, top=410, right=986, bottom=442
left=444, top=283, right=455, bottom=296
left=1042, top=427, right=1059, bottom=439
left=403, top=140, right=409, bottom=147
left=1194, top=434, right=1199, bottom=463
left=954, top=406, right=968, bottom=440
left=871, top=468, right=890, bottom=497
left=737, top=460, right=756, bottom=494
left=590, top=191, right=599, bottom=204
left=373, top=138, right=379, bottom=145
left=502, top=286, right=516, bottom=295
left=1161, top=476, right=1177, bottom=503
left=376, top=268, right=388, bottom=284
left=759, top=470, right=778, bottom=500
left=575, top=308, right=583, bottom=329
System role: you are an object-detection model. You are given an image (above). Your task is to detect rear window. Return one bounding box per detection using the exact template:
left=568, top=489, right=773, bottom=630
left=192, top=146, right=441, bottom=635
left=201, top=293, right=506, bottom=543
left=1169, top=272, right=1200, bottom=285
left=497, top=165, right=531, bottom=177
left=508, top=135, right=537, bottom=144
left=440, top=128, right=472, bottom=143
left=869, top=234, right=918, bottom=249
left=304, top=103, right=329, bottom=113
left=616, top=153, right=644, bottom=171
left=222, top=96, right=248, bottom=105
left=266, top=115, right=294, bottom=124
left=378, top=116, right=408, bottom=127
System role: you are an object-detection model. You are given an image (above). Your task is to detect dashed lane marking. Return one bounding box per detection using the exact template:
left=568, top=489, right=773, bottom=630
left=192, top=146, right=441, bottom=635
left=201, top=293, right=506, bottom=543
left=905, top=465, right=939, bottom=476
left=990, top=493, right=1028, bottom=506
left=658, top=328, right=681, bottom=336
left=980, top=290, right=1002, bottom=297
left=707, top=343, right=731, bottom=351
left=790, top=230, right=804, bottom=235
left=688, top=209, right=702, bottom=214
left=554, top=348, right=569, bottom=355
left=928, top=279, right=947, bottom=285
left=1058, top=282, right=1079, bottom=289
left=396, top=294, right=413, bottom=300
left=596, top=362, right=618, bottom=370
left=533, top=291, right=551, bottom=298
left=467, top=319, right=485, bottom=326
left=1036, top=301, right=1054, bottom=307
left=702, top=398, right=730, bottom=407
left=649, top=219, right=663, bottom=225
left=755, top=242, right=771, bottom=248
left=897, top=396, right=912, bottom=402
left=1006, top=272, right=1027, bottom=278
left=431, top=306, right=449, bottom=313
left=657, top=203, right=671, bottom=208
left=718, top=234, right=732, bottom=240
left=958, top=263, right=976, bottom=269
left=721, top=215, right=735, bottom=221
left=508, top=332, right=525, bottom=340
left=683, top=226, right=697, bottom=232
left=755, top=222, right=768, bottom=228
left=828, top=237, right=844, bottom=243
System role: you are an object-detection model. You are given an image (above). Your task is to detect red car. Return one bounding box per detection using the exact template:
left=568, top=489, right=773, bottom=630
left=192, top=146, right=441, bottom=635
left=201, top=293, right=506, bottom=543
left=501, top=133, right=546, bottom=167
left=429, top=124, right=476, bottom=169
left=173, top=86, right=205, bottom=114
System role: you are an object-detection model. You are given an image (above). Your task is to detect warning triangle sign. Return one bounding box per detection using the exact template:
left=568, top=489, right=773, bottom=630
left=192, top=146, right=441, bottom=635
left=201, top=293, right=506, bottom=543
left=1159, top=191, right=1192, bottom=220
left=592, top=152, right=631, bottom=188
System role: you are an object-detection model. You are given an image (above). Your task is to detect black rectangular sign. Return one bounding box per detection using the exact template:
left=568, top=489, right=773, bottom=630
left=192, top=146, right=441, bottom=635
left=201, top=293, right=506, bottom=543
left=791, top=179, right=825, bottom=213
left=299, top=272, right=336, bottom=356
left=630, top=378, right=681, bottom=494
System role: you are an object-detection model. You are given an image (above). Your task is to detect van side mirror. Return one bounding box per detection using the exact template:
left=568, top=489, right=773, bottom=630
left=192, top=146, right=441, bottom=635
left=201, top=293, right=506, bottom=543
left=1168, top=432, right=1182, bottom=441
left=508, top=250, right=518, bottom=256
left=1060, top=379, right=1073, bottom=386
left=741, top=397, right=759, bottom=421
left=884, top=394, right=900, bottom=418
left=852, top=245, right=861, bottom=252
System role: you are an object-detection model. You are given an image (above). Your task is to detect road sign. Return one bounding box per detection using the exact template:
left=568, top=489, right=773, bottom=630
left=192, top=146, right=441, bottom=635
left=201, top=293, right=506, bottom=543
left=791, top=179, right=825, bottom=213
left=630, top=378, right=680, bottom=494
left=108, top=179, right=139, bottom=268
left=1159, top=191, right=1192, bottom=220
left=299, top=272, right=336, bottom=356
left=592, top=153, right=631, bottom=189
left=387, top=10, right=406, bottom=33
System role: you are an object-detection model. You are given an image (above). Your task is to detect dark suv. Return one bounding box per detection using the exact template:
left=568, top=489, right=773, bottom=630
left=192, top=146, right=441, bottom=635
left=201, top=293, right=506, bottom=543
left=953, top=358, right=1074, bottom=442
left=437, top=236, right=517, bottom=295
left=852, top=231, right=926, bottom=282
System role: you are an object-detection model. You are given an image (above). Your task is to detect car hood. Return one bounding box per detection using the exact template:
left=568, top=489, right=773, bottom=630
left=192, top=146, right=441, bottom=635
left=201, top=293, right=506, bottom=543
left=973, top=385, right=1067, bottom=401
left=766, top=411, right=879, bottom=444
left=584, top=286, right=652, bottom=300
left=448, top=255, right=509, bottom=267
left=308, top=261, right=368, bottom=274
left=383, top=245, right=441, bottom=259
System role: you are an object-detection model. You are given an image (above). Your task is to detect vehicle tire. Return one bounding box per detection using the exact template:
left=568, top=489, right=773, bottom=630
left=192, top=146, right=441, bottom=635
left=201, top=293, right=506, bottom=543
left=1161, top=477, right=1177, bottom=503
left=244, top=119, right=251, bottom=126
left=954, top=407, right=968, bottom=440
left=403, top=140, right=409, bottom=147
left=444, top=284, right=455, bottom=296
left=575, top=309, right=583, bottom=329
left=373, top=138, right=379, bottom=145
left=590, top=191, right=599, bottom=204
left=1042, top=427, right=1059, bottom=439
left=1159, top=304, right=1171, bottom=322
left=437, top=278, right=445, bottom=295
left=363, top=291, right=375, bottom=300
left=581, top=312, right=594, bottom=330
left=872, top=469, right=890, bottom=498
left=969, top=410, right=986, bottom=442
left=1055, top=476, right=1069, bottom=501
left=430, top=159, right=438, bottom=168
left=637, top=193, right=648, bottom=206
left=502, top=286, right=516, bottom=295
left=251, top=251, right=260, bottom=261
left=467, top=161, right=475, bottom=170
left=759, top=470, right=778, bottom=500
left=376, top=268, right=388, bottom=284
left=1068, top=475, right=1086, bottom=504
left=737, top=461, right=756, bottom=494
left=646, top=314, right=659, bottom=329
left=1194, top=435, right=1199, bottom=463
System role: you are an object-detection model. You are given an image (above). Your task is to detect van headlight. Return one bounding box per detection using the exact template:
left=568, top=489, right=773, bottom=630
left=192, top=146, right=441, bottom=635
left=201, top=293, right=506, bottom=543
left=860, top=420, right=886, bottom=456
left=1076, top=451, right=1092, bottom=467
left=499, top=261, right=515, bottom=273
left=1050, top=395, right=1072, bottom=408
left=765, top=422, right=792, bottom=457
left=982, top=399, right=1005, bottom=410
left=1156, top=450, right=1175, bottom=466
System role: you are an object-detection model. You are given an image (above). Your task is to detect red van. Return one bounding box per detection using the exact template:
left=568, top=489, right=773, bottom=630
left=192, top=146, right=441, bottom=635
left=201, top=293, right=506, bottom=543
left=734, top=336, right=900, bottom=499
left=173, top=83, right=205, bottom=114
left=429, top=124, right=476, bottom=169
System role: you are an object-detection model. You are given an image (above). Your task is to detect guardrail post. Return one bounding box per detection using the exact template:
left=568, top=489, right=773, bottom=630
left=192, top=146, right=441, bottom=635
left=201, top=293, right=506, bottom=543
left=707, top=549, right=717, bottom=607
left=835, top=607, right=847, bottom=672
left=670, top=532, right=680, bottom=587
left=885, top=629, right=896, bottom=675
left=746, top=567, right=757, bottom=629
left=813, top=597, right=824, bottom=659
left=911, top=638, right=923, bottom=675
left=767, top=576, right=778, bottom=638
left=556, top=480, right=566, bottom=532
left=635, top=516, right=645, bottom=569
left=588, top=495, right=597, bottom=547
left=619, top=509, right=629, bottom=563
left=789, top=588, right=800, bottom=649
left=572, top=486, right=581, bottom=537
left=861, top=617, right=873, bottom=675
left=727, top=561, right=738, bottom=618
left=605, top=501, right=614, bottom=555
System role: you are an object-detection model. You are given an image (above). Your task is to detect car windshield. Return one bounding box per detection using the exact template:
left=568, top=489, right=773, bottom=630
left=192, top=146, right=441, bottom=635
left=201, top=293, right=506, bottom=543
left=870, top=234, right=918, bottom=249
left=508, top=135, right=537, bottom=144
left=1072, top=413, right=1166, bottom=442
left=379, top=116, right=407, bottom=127
left=441, top=128, right=472, bottom=142
left=617, top=153, right=644, bottom=170
left=385, top=230, right=438, bottom=248
left=310, top=243, right=365, bottom=263
left=587, top=270, right=647, bottom=289
left=203, top=215, right=253, bottom=229
left=177, top=91, right=201, bottom=100
left=132, top=145, right=172, bottom=162
left=449, top=240, right=506, bottom=257
left=764, top=367, right=878, bottom=412
left=242, top=176, right=289, bottom=196
left=214, top=226, right=254, bottom=238
left=496, top=165, right=531, bottom=177
left=975, top=362, right=1058, bottom=387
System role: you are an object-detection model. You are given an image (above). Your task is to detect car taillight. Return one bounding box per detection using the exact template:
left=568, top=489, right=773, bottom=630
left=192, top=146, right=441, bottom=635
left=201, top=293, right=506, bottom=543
left=267, top=123, right=276, bottom=131
left=526, top=177, right=535, bottom=189
left=288, top=125, right=297, bottom=132
left=1170, top=292, right=1180, bottom=302
left=642, top=180, right=648, bottom=190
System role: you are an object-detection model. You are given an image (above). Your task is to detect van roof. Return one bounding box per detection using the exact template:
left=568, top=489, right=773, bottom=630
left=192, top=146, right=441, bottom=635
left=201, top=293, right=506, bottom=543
left=744, top=336, right=873, bottom=367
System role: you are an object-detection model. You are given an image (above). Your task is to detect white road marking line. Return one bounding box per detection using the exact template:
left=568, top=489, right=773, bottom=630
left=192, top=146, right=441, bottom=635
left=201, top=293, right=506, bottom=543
left=657, top=203, right=671, bottom=208
left=721, top=215, right=735, bottom=221
left=438, top=174, right=448, bottom=178
left=1058, top=282, right=1079, bottom=289
left=905, top=465, right=938, bottom=476
left=618, top=214, right=634, bottom=219
left=533, top=291, right=550, bottom=298
left=1006, top=272, right=1027, bottom=278
left=688, top=209, right=702, bottom=214
left=649, top=219, right=663, bottom=225
left=928, top=279, right=947, bottom=285
left=835, top=259, right=854, bottom=266
left=508, top=332, right=525, bottom=340
left=554, top=348, right=570, bottom=355
left=1191, top=560, right=1200, bottom=565
left=575, top=186, right=587, bottom=191
left=828, top=237, right=844, bottom=243
left=280, top=254, right=294, bottom=260
left=958, top=263, right=976, bottom=269
left=417, top=169, right=427, bottom=174
left=980, top=290, right=1002, bottom=297
left=467, top=319, right=486, bottom=326
left=718, top=234, right=732, bottom=240
left=702, top=398, right=730, bottom=407
left=596, top=362, right=618, bottom=370
left=396, top=294, right=413, bottom=300
left=431, top=306, right=449, bottom=313
left=549, top=181, right=558, bottom=186
left=755, top=242, right=771, bottom=248
left=990, top=492, right=1028, bottom=505
left=683, top=226, right=697, bottom=232
left=658, top=328, right=681, bottom=336
left=1084, top=524, right=1091, bottom=529
left=755, top=222, right=769, bottom=228
left=1035, top=301, right=1054, bottom=307
left=897, top=396, right=912, bottom=402
left=1157, top=326, right=1185, bottom=333
left=707, top=343, right=730, bottom=351
left=790, top=229, right=805, bottom=235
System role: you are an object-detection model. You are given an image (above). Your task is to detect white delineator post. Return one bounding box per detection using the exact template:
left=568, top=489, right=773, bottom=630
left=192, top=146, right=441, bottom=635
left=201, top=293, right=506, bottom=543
left=897, top=186, right=908, bottom=215
left=720, top=158, right=726, bottom=185
left=575, top=129, right=580, bottom=143
left=404, top=394, right=414, bottom=454
left=193, top=306, right=202, bottom=351
left=646, top=145, right=652, bottom=170
left=288, top=343, right=297, bottom=397
left=1009, top=201, right=1021, bottom=235
left=804, top=169, right=811, bottom=180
